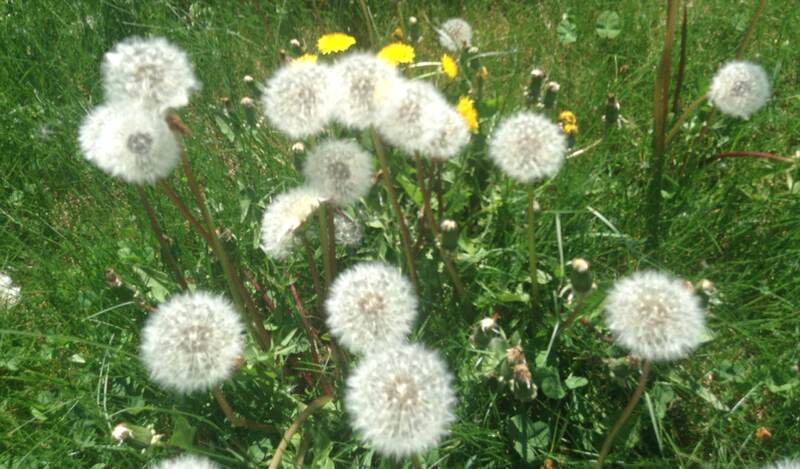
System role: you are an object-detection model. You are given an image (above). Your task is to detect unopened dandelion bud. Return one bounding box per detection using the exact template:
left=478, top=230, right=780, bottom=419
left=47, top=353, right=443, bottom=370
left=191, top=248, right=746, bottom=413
left=543, top=81, right=560, bottom=109
left=241, top=96, right=256, bottom=127
left=695, top=278, right=714, bottom=308
left=506, top=345, right=526, bottom=365
left=243, top=75, right=254, bottom=84
left=391, top=26, right=404, bottom=41
left=243, top=74, right=259, bottom=98
left=291, top=142, right=305, bottom=154
left=278, top=48, right=289, bottom=63
left=408, top=16, right=420, bottom=43
left=570, top=258, right=593, bottom=295
left=511, top=363, right=537, bottom=401
left=605, top=93, right=620, bottom=126
left=440, top=219, right=459, bottom=251
left=465, top=46, right=481, bottom=72
left=472, top=316, right=498, bottom=348
left=526, top=68, right=546, bottom=104
left=289, top=38, right=303, bottom=54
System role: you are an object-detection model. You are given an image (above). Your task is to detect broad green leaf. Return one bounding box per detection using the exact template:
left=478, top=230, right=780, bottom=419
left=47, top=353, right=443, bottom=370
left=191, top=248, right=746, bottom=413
left=557, top=14, right=578, bottom=44
left=595, top=11, right=621, bottom=39
left=565, top=374, right=589, bottom=389
left=168, top=415, right=196, bottom=449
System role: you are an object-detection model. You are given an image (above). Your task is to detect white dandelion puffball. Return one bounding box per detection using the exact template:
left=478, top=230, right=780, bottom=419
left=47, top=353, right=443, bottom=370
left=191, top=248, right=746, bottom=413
left=376, top=79, right=448, bottom=156
left=0, top=272, right=21, bottom=308
left=261, top=61, right=336, bottom=138
left=708, top=61, right=770, bottom=119
left=140, top=292, right=244, bottom=394
left=488, top=111, right=567, bottom=183
left=422, top=106, right=470, bottom=160
left=260, top=187, right=324, bottom=260
left=102, top=36, right=200, bottom=113
left=78, top=101, right=180, bottom=185
left=438, top=18, right=473, bottom=52
left=334, top=212, right=364, bottom=247
left=153, top=454, right=221, bottom=469
left=346, top=343, right=456, bottom=457
left=303, top=139, right=374, bottom=207
left=332, top=53, right=401, bottom=129
left=326, top=262, right=417, bottom=354
left=764, top=459, right=800, bottom=469
left=604, top=271, right=707, bottom=362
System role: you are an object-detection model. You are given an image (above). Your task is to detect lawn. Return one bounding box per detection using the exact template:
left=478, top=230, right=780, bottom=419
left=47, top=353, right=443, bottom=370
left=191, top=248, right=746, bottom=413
left=1, top=0, right=798, bottom=467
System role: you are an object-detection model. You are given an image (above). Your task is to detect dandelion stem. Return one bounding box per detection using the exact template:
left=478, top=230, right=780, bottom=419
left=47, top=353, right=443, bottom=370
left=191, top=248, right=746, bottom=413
left=665, top=94, right=708, bottom=146
left=289, top=284, right=334, bottom=397
left=300, top=234, right=325, bottom=313
left=410, top=455, right=424, bottom=469
left=370, top=128, right=420, bottom=290
left=268, top=394, right=333, bottom=469
left=158, top=181, right=214, bottom=245
left=711, top=151, right=793, bottom=164
left=526, top=186, right=540, bottom=316
left=645, top=0, right=680, bottom=252
left=178, top=149, right=271, bottom=351
left=433, top=161, right=445, bottom=220
left=414, top=153, right=467, bottom=303
left=596, top=360, right=652, bottom=468
left=357, top=0, right=378, bottom=48
left=318, top=202, right=337, bottom=289
left=735, top=0, right=767, bottom=59
left=211, top=385, right=278, bottom=433
left=560, top=295, right=586, bottom=331
left=136, top=186, right=188, bottom=290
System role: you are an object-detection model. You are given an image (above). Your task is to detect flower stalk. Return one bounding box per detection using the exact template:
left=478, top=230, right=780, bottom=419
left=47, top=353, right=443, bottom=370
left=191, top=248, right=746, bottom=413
left=268, top=394, right=333, bottom=469
left=136, top=186, right=188, bottom=290
left=371, top=128, right=420, bottom=290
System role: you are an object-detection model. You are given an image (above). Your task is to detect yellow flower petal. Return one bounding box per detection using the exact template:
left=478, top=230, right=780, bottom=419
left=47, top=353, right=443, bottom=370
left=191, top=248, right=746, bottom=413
left=558, top=110, right=577, bottom=126
left=457, top=96, right=479, bottom=134
left=441, top=54, right=458, bottom=80
left=317, top=33, right=356, bottom=55
left=292, top=53, right=318, bottom=64
left=378, top=42, right=415, bottom=66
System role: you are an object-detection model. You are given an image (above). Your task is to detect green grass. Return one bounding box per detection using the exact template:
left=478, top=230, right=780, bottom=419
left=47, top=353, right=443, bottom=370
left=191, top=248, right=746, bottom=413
left=1, top=0, right=799, bottom=467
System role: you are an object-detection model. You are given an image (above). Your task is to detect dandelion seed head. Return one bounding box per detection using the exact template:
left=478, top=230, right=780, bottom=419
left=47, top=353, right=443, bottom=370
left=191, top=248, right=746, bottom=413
left=334, top=212, right=364, bottom=247
left=346, top=343, right=456, bottom=457
left=764, top=459, right=800, bottom=469
left=303, top=139, right=374, bottom=206
left=488, top=111, right=566, bottom=183
left=153, top=454, right=221, bottom=469
left=0, top=272, right=21, bottom=308
left=260, top=187, right=324, bottom=260
left=261, top=61, right=336, bottom=138
left=78, top=101, right=180, bottom=185
left=421, top=106, right=470, bottom=160
left=604, top=271, right=707, bottom=362
left=438, top=18, right=473, bottom=52
left=140, top=292, right=244, bottom=394
left=325, top=262, right=417, bottom=354
left=709, top=61, right=770, bottom=119
left=102, top=36, right=199, bottom=113
left=332, top=53, right=401, bottom=129
left=376, top=79, right=448, bottom=156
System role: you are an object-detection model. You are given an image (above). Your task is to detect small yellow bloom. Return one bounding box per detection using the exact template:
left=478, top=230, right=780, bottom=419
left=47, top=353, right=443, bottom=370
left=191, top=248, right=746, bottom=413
left=441, top=54, right=458, bottom=80
left=562, top=123, right=578, bottom=135
left=292, top=53, right=318, bottom=64
left=317, top=33, right=356, bottom=55
left=558, top=110, right=577, bottom=126
left=378, top=42, right=415, bottom=66
left=457, top=96, right=479, bottom=134
left=391, top=27, right=405, bottom=41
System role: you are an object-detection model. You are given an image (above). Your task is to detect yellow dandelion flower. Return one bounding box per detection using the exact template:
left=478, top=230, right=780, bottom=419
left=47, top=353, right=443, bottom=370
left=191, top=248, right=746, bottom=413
left=562, top=123, right=578, bottom=135
left=317, top=33, right=356, bottom=55
left=378, top=42, right=415, bottom=66
left=457, top=96, right=479, bottom=134
left=558, top=110, right=577, bottom=126
left=292, top=53, right=318, bottom=64
left=441, top=54, right=458, bottom=80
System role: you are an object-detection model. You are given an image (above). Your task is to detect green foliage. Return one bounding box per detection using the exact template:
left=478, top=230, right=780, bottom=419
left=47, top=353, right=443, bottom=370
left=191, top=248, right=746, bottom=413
left=1, top=0, right=799, bottom=468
